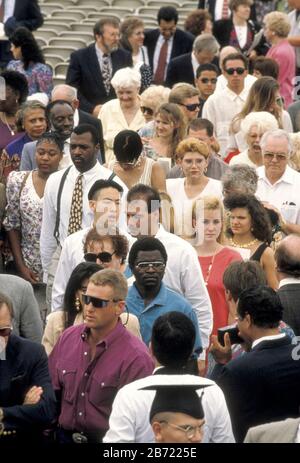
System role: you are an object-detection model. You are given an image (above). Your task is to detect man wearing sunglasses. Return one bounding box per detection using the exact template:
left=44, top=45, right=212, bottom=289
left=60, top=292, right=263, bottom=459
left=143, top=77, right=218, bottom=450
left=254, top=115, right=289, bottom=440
left=51, top=178, right=127, bottom=312
left=256, top=129, right=300, bottom=235
left=169, top=84, right=201, bottom=122
left=126, top=237, right=202, bottom=353
left=49, top=269, right=154, bottom=443
left=195, top=64, right=219, bottom=117
left=0, top=293, right=56, bottom=442
left=203, top=52, right=250, bottom=157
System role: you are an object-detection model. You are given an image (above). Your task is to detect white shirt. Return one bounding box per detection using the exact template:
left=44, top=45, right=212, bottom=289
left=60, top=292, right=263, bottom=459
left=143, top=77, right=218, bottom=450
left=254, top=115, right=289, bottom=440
left=279, top=276, right=300, bottom=288
left=288, top=10, right=300, bottom=67
left=191, top=52, right=200, bottom=78
left=252, top=333, right=285, bottom=349
left=40, top=162, right=127, bottom=273
left=234, top=25, right=248, bottom=49
left=129, top=225, right=213, bottom=354
left=256, top=165, right=300, bottom=225
left=153, top=33, right=174, bottom=78
left=166, top=177, right=223, bottom=237
left=133, top=46, right=149, bottom=66
left=229, top=149, right=257, bottom=167
left=215, top=0, right=231, bottom=21
left=202, top=85, right=249, bottom=157
left=103, top=373, right=235, bottom=443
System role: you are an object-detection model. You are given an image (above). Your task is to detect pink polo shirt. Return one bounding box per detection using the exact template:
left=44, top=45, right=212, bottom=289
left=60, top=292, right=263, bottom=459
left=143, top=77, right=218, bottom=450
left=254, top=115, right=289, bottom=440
left=267, top=40, right=295, bottom=108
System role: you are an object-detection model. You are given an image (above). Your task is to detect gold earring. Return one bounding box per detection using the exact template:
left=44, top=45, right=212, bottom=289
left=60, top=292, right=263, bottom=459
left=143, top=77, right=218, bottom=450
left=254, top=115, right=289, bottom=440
left=75, top=297, right=81, bottom=312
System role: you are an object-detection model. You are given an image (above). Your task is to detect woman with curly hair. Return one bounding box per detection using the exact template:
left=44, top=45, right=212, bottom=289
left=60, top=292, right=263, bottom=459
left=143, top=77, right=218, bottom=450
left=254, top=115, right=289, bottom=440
left=224, top=193, right=278, bottom=289
left=184, top=9, right=212, bottom=36
left=7, top=27, right=53, bottom=97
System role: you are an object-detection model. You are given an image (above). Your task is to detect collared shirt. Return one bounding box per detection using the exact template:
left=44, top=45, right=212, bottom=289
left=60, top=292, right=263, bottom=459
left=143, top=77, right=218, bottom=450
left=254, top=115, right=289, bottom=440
left=95, top=43, right=112, bottom=75
left=215, top=74, right=256, bottom=93
left=48, top=321, right=154, bottom=434
left=126, top=282, right=202, bottom=353
left=103, top=373, right=235, bottom=443
left=279, top=277, right=300, bottom=289
left=252, top=333, right=286, bottom=349
left=256, top=165, right=300, bottom=225
left=40, top=162, right=128, bottom=273
left=202, top=85, right=249, bottom=157
left=153, top=33, right=174, bottom=78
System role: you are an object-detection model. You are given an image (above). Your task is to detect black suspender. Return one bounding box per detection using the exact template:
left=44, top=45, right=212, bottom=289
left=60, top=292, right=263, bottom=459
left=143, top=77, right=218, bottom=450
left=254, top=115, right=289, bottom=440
left=53, top=166, right=72, bottom=245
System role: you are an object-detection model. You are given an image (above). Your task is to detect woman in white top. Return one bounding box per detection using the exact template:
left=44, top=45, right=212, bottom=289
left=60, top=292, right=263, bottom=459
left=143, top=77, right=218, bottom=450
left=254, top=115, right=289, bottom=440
left=106, top=129, right=166, bottom=191
left=230, top=111, right=279, bottom=167
left=99, top=67, right=145, bottom=162
left=166, top=138, right=222, bottom=238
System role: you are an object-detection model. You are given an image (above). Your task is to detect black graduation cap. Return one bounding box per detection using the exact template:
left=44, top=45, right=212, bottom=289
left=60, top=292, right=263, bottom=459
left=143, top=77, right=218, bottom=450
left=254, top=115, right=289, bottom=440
left=140, top=381, right=211, bottom=422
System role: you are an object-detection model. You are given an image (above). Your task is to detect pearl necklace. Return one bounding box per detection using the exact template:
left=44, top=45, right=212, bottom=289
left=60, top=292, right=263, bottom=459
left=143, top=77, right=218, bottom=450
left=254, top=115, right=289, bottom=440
left=1, top=112, right=15, bottom=136
left=229, top=237, right=259, bottom=249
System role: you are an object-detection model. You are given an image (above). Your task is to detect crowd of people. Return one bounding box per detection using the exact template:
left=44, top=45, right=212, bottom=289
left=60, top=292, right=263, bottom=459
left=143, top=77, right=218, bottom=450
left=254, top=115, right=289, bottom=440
left=1, top=0, right=300, bottom=446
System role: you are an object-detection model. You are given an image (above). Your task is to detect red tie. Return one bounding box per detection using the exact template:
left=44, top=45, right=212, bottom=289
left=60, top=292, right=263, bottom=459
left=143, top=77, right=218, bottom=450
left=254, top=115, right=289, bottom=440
left=153, top=39, right=168, bottom=85
left=0, top=1, right=5, bottom=23
left=221, top=0, right=229, bottom=19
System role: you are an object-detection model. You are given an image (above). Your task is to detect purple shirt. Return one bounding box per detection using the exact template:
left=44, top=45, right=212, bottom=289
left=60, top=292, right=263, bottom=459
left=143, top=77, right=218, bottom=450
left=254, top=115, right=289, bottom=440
left=48, top=321, right=154, bottom=434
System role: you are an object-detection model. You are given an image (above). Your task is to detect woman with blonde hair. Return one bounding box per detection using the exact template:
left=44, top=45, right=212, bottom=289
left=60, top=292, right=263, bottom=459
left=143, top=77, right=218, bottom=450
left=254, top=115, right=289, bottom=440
left=166, top=138, right=222, bottom=238
left=140, top=85, right=170, bottom=124
left=192, top=196, right=242, bottom=332
left=229, top=77, right=292, bottom=152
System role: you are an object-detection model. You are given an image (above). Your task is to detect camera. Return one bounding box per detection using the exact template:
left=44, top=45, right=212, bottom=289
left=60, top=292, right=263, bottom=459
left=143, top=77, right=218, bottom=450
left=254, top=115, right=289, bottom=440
left=217, top=324, right=244, bottom=347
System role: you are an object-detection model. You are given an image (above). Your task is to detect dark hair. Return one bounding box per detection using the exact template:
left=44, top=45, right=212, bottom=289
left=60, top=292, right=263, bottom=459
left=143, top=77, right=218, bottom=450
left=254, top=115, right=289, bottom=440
left=237, top=285, right=282, bottom=328
left=275, top=238, right=300, bottom=277
left=84, top=229, right=129, bottom=264
left=184, top=9, right=211, bottom=36
left=223, top=260, right=267, bottom=301
left=88, top=179, right=123, bottom=200
left=188, top=117, right=214, bottom=137
left=72, top=123, right=99, bottom=145
left=252, top=56, right=279, bottom=80
left=127, top=184, right=161, bottom=214
left=36, top=131, right=64, bottom=152
left=196, top=63, right=219, bottom=79
left=229, top=0, right=253, bottom=11
left=224, top=193, right=272, bottom=243
left=10, top=27, right=45, bottom=70
left=113, top=129, right=143, bottom=162
left=157, top=6, right=178, bottom=24
left=151, top=312, right=195, bottom=368
left=128, top=237, right=168, bottom=269
left=223, top=52, right=248, bottom=70
left=0, top=291, right=14, bottom=319
left=93, top=17, right=120, bottom=38
left=46, top=99, right=73, bottom=122
left=0, top=70, right=28, bottom=104
left=63, top=262, right=102, bottom=328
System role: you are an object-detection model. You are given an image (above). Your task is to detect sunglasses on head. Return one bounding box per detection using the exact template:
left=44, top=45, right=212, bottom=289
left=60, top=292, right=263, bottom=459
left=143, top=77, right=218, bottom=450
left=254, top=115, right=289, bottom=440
left=141, top=106, right=154, bottom=115
left=0, top=326, right=12, bottom=337
left=84, top=251, right=115, bottom=263
left=199, top=77, right=217, bottom=84
left=82, top=294, right=119, bottom=308
left=225, top=67, right=245, bottom=75
left=180, top=103, right=200, bottom=112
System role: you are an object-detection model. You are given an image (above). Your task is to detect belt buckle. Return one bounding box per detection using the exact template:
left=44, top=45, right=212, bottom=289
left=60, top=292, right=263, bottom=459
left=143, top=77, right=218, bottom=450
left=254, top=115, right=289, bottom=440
left=72, top=432, right=88, bottom=444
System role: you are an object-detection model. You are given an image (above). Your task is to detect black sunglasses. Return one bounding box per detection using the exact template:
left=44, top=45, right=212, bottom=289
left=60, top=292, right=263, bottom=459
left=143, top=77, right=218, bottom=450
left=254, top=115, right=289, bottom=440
left=141, top=106, right=154, bottom=115
left=199, top=77, right=217, bottom=84
left=225, top=67, right=245, bottom=75
left=180, top=103, right=200, bottom=112
left=84, top=251, right=115, bottom=263
left=0, top=326, right=12, bottom=337
left=82, top=294, right=119, bottom=308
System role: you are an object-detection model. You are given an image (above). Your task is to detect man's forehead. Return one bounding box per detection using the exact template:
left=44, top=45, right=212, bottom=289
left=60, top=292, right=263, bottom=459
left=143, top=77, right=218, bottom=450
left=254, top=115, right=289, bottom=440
left=50, top=103, right=73, bottom=116
left=136, top=249, right=162, bottom=261
left=96, top=187, right=121, bottom=200
left=70, top=132, right=93, bottom=143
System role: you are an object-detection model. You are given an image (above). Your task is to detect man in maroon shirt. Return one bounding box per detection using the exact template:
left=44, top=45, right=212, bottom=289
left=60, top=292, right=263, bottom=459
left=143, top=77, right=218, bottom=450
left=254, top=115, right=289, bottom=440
left=48, top=269, right=154, bottom=443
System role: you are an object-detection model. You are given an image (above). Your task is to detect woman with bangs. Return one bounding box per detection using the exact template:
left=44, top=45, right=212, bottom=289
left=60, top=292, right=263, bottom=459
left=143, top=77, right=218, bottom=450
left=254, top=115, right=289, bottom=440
left=192, top=196, right=242, bottom=333
left=224, top=193, right=278, bottom=289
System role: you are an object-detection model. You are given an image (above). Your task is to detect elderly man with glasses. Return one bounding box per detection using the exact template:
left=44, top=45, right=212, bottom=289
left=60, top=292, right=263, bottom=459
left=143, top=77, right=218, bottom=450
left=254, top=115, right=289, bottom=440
left=256, top=129, right=300, bottom=235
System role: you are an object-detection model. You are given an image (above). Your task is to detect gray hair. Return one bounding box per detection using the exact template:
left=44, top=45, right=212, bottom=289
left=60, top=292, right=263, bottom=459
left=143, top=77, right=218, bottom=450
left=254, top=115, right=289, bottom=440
left=51, top=84, right=78, bottom=101
left=222, top=164, right=258, bottom=195
left=111, top=67, right=141, bottom=90
left=260, top=129, right=292, bottom=157
left=240, top=111, right=279, bottom=136
left=193, top=33, right=220, bottom=55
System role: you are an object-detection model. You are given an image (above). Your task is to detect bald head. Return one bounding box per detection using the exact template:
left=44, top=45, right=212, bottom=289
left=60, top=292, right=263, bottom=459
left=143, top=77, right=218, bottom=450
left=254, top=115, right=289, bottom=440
left=219, top=46, right=238, bottom=69
left=51, top=85, right=79, bottom=110
left=275, top=234, right=300, bottom=279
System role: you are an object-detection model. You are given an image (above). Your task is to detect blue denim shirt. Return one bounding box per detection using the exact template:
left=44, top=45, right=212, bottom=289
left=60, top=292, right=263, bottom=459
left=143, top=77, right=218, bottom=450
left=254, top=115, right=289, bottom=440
left=126, top=282, right=202, bottom=355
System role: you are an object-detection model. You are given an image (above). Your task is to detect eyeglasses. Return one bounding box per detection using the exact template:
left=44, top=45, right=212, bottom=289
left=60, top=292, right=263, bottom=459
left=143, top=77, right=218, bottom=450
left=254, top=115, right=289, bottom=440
left=199, top=77, right=217, bottom=84
left=225, top=67, right=245, bottom=75
left=82, top=294, right=119, bottom=308
left=84, top=251, right=116, bottom=263
left=135, top=261, right=166, bottom=270
left=159, top=421, right=204, bottom=440
left=263, top=152, right=288, bottom=161
left=0, top=326, right=12, bottom=337
left=179, top=103, right=200, bottom=112
left=141, top=106, right=154, bottom=116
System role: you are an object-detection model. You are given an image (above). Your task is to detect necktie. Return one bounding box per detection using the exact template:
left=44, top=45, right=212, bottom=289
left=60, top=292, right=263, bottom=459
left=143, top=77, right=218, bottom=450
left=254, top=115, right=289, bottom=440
left=68, top=174, right=83, bottom=235
left=153, top=39, right=168, bottom=85
left=0, top=1, right=5, bottom=23
left=102, top=54, right=111, bottom=95
left=221, top=0, right=229, bottom=19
